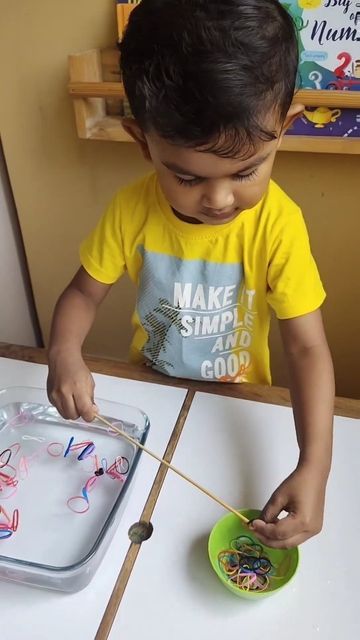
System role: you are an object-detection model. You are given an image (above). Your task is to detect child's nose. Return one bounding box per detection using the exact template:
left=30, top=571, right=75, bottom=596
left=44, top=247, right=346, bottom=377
left=201, top=181, right=235, bottom=211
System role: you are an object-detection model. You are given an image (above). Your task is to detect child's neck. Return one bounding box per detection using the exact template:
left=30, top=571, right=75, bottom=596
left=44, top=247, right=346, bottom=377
left=172, top=208, right=202, bottom=225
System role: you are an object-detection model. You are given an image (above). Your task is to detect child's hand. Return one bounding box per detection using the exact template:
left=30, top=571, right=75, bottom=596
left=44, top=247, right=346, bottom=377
left=249, top=464, right=327, bottom=549
left=47, top=350, right=98, bottom=422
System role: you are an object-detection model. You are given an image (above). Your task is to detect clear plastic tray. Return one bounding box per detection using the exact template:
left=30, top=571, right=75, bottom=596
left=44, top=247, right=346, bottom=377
left=0, top=386, right=150, bottom=592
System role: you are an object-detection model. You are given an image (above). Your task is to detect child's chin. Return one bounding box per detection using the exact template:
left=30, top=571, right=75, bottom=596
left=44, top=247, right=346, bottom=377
left=200, top=211, right=239, bottom=225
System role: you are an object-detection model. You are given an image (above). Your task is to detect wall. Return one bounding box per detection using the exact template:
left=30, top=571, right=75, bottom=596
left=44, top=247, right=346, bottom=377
left=271, top=152, right=359, bottom=398
left=0, top=142, right=38, bottom=347
left=0, top=0, right=142, bottom=360
left=0, top=1, right=359, bottom=397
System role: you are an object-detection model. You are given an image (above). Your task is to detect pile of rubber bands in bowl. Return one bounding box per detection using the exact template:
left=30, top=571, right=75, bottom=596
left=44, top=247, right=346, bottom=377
left=218, top=535, right=274, bottom=592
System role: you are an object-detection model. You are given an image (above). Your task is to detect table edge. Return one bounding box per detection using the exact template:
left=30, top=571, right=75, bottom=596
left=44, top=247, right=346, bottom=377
left=0, top=343, right=358, bottom=418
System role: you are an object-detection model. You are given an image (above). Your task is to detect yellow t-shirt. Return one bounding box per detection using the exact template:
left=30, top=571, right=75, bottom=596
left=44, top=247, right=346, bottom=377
left=80, top=172, right=325, bottom=384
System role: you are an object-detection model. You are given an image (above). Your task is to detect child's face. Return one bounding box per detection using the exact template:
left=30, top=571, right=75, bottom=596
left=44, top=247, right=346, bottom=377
left=144, top=132, right=279, bottom=224
left=123, top=105, right=302, bottom=225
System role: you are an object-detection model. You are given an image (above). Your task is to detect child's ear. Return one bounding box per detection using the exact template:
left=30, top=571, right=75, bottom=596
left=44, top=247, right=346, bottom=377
left=278, top=103, right=304, bottom=141
left=122, top=118, right=152, bottom=161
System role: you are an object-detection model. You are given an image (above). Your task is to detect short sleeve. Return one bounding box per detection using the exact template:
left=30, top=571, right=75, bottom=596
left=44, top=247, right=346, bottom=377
left=266, top=207, right=326, bottom=319
left=79, top=193, right=126, bottom=284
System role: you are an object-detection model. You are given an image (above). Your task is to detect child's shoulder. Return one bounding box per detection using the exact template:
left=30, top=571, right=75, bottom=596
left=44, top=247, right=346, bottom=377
left=265, top=180, right=301, bottom=218
left=257, top=179, right=304, bottom=238
left=260, top=180, right=309, bottom=250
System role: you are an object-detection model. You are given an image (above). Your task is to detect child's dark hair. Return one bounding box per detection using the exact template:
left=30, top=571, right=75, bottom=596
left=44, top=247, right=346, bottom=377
left=120, top=0, right=298, bottom=157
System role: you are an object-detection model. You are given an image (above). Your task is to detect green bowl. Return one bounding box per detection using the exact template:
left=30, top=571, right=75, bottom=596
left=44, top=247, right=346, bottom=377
left=208, top=509, right=299, bottom=599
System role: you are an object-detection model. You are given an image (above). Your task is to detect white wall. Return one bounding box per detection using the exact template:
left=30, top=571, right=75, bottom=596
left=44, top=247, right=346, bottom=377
left=0, top=142, right=38, bottom=346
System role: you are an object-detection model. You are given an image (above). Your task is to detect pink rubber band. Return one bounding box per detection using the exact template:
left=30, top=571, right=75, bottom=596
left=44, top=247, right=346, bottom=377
left=0, top=484, right=18, bottom=500
left=67, top=496, right=90, bottom=514
left=11, top=509, right=19, bottom=532
left=0, top=505, right=11, bottom=522
left=0, top=469, right=18, bottom=487
left=47, top=442, right=64, bottom=457
left=9, top=442, right=21, bottom=457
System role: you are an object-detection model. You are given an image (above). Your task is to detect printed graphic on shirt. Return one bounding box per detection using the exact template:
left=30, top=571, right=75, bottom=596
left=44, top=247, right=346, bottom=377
left=137, top=247, right=257, bottom=381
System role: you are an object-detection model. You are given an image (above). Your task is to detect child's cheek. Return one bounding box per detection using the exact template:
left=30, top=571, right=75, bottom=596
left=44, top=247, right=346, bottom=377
left=172, top=185, right=198, bottom=214
left=160, top=177, right=197, bottom=213
left=234, top=178, right=270, bottom=212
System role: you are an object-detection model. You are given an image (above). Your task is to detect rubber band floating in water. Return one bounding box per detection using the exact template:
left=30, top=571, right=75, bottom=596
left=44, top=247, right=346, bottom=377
left=93, top=455, right=104, bottom=476
left=67, top=455, right=130, bottom=514
left=0, top=445, right=21, bottom=495
left=0, top=479, right=18, bottom=500
left=87, top=455, right=130, bottom=479
left=0, top=431, right=131, bottom=519
left=218, top=535, right=274, bottom=592
left=22, top=435, right=46, bottom=442
left=77, top=443, right=95, bottom=461
left=0, top=449, right=12, bottom=468
left=0, top=441, right=63, bottom=493
left=0, top=443, right=20, bottom=468
left=0, top=446, right=19, bottom=492
left=6, top=411, right=33, bottom=429
left=0, top=468, right=18, bottom=487
left=0, top=505, right=19, bottom=540
left=67, top=475, right=99, bottom=514
left=107, top=456, right=130, bottom=480
left=64, top=437, right=95, bottom=461
left=17, top=442, right=59, bottom=479
left=46, top=442, right=64, bottom=457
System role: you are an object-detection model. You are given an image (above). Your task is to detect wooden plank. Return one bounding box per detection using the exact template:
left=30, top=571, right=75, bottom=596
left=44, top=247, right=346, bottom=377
left=72, top=110, right=360, bottom=152
left=88, top=116, right=131, bottom=142
left=100, top=48, right=121, bottom=81
left=94, top=388, right=195, bottom=640
left=68, top=50, right=106, bottom=139
left=281, top=135, right=360, bottom=154
left=68, top=81, right=124, bottom=99
left=294, top=89, right=360, bottom=109
left=116, top=4, right=138, bottom=40
left=100, top=47, right=122, bottom=116
left=67, top=83, right=360, bottom=152
left=68, top=80, right=360, bottom=110
left=0, top=343, right=359, bottom=418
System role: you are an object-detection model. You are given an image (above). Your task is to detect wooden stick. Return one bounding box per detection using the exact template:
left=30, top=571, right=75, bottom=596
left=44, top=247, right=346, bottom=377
left=94, top=413, right=249, bottom=524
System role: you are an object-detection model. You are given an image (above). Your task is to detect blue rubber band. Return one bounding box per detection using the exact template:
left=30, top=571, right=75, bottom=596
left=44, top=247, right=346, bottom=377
left=64, top=436, right=74, bottom=458
left=77, top=443, right=95, bottom=461
left=0, top=530, right=13, bottom=539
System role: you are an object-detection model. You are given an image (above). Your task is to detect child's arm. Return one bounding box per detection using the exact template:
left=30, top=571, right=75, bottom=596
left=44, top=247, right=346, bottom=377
left=250, top=308, right=334, bottom=548
left=47, top=267, right=112, bottom=421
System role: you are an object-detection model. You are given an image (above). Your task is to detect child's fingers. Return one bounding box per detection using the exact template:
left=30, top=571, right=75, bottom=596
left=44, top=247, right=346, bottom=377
left=260, top=491, right=284, bottom=523
left=252, top=529, right=307, bottom=550
left=57, top=393, right=80, bottom=420
left=250, top=512, right=299, bottom=543
left=74, top=394, right=97, bottom=422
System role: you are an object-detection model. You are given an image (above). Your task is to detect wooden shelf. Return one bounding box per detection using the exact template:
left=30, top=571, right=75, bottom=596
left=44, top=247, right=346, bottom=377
left=85, top=115, right=132, bottom=142
left=69, top=48, right=131, bottom=142
left=281, top=135, right=360, bottom=154
left=68, top=47, right=360, bottom=153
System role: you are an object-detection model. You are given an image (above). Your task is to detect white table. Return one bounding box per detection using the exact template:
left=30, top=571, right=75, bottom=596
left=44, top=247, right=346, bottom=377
left=110, top=392, right=360, bottom=640
left=0, top=358, right=187, bottom=640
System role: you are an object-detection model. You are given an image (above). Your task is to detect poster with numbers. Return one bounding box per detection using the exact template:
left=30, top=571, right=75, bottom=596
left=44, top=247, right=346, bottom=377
left=280, top=0, right=360, bottom=137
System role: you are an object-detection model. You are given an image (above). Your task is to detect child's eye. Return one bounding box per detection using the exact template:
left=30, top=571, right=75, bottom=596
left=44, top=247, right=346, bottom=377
left=233, top=169, right=259, bottom=182
left=175, top=168, right=259, bottom=188
left=175, top=175, right=202, bottom=187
